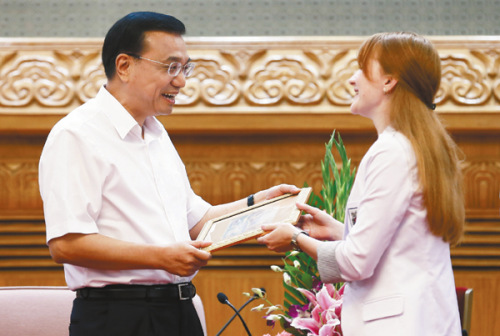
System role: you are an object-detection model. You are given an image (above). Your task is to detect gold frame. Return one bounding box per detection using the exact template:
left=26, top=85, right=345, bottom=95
left=197, top=187, right=312, bottom=252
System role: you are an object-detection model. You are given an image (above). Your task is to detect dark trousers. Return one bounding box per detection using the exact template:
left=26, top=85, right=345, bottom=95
left=69, top=297, right=204, bottom=336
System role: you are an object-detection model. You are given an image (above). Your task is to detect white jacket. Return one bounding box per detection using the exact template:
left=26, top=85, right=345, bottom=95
left=317, top=128, right=461, bottom=336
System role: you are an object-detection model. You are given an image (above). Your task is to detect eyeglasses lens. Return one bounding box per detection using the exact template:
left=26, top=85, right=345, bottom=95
left=168, top=62, right=195, bottom=77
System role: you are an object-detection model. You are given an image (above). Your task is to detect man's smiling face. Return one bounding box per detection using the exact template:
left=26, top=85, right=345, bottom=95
left=125, top=31, right=191, bottom=121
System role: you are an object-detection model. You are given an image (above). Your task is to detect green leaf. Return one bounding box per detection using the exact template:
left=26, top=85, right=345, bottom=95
left=249, top=130, right=356, bottom=334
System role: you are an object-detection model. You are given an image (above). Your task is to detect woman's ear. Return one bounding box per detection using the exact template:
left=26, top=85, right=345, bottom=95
left=383, top=77, right=398, bottom=94
left=114, top=54, right=133, bottom=82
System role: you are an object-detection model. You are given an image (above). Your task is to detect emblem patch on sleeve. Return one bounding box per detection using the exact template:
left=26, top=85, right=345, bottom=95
left=347, top=207, right=358, bottom=227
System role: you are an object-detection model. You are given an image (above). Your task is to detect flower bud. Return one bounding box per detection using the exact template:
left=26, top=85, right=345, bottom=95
left=251, top=303, right=265, bottom=312
left=265, top=306, right=280, bottom=314
left=283, top=272, right=292, bottom=286
left=251, top=287, right=266, bottom=298
left=265, top=314, right=282, bottom=321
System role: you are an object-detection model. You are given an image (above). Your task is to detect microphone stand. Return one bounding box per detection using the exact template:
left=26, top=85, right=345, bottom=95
left=216, top=292, right=261, bottom=336
left=216, top=295, right=258, bottom=336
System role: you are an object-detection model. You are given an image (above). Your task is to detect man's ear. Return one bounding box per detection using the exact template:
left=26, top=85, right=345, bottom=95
left=383, top=76, right=398, bottom=94
left=114, top=54, right=133, bottom=82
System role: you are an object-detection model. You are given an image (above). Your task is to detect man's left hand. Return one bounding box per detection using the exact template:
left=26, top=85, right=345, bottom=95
left=256, top=184, right=301, bottom=203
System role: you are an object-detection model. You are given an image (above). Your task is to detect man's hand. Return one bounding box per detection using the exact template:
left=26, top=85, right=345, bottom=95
left=48, top=233, right=213, bottom=277
left=160, top=241, right=212, bottom=277
left=257, top=184, right=301, bottom=203
left=190, top=184, right=301, bottom=239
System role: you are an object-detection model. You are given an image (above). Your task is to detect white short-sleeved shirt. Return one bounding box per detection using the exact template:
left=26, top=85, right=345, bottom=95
left=39, top=86, right=211, bottom=290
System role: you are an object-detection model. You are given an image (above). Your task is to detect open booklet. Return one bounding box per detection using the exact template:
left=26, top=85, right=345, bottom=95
left=197, top=187, right=312, bottom=252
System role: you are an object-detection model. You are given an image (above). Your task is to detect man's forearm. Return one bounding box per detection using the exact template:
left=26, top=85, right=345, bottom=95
left=49, top=233, right=164, bottom=270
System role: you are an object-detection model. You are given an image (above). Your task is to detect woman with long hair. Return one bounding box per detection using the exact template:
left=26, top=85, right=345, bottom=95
left=259, top=32, right=465, bottom=335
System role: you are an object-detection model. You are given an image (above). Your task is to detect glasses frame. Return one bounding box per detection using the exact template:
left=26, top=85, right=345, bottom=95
left=125, top=53, right=195, bottom=78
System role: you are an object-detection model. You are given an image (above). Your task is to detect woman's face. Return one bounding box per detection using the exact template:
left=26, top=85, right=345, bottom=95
left=348, top=59, right=388, bottom=120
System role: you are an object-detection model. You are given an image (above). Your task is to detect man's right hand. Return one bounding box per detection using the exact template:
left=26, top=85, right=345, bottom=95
left=48, top=233, right=213, bottom=277
left=160, top=241, right=212, bottom=277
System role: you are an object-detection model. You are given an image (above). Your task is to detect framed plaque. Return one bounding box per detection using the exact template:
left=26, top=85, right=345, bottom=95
left=197, top=187, right=312, bottom=252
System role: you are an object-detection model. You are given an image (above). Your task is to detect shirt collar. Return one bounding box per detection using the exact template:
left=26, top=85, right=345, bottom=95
left=143, top=115, right=166, bottom=140
left=96, top=86, right=164, bottom=140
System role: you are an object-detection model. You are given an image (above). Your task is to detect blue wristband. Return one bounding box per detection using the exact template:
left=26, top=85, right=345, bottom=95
left=247, top=194, right=255, bottom=207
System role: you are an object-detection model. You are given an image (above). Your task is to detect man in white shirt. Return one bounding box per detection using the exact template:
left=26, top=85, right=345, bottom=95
left=39, top=11, right=297, bottom=336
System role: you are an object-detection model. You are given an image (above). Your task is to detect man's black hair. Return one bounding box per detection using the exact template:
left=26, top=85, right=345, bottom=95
left=102, top=11, right=186, bottom=79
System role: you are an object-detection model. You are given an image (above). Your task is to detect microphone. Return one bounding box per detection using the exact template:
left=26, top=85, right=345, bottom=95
left=215, top=290, right=262, bottom=336
left=216, top=291, right=256, bottom=336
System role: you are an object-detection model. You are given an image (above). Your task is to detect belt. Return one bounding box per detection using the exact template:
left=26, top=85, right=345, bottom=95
left=76, top=282, right=196, bottom=301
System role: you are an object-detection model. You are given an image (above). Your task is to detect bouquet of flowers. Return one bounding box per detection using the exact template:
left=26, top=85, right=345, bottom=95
left=247, top=131, right=356, bottom=336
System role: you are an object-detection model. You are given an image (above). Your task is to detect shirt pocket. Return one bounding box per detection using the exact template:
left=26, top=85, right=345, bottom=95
left=362, top=295, right=404, bottom=322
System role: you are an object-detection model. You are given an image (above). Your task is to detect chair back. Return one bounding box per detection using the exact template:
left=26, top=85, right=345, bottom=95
left=193, top=294, right=208, bottom=336
left=0, top=286, right=74, bottom=336
left=0, top=286, right=207, bottom=336
left=456, top=287, right=473, bottom=336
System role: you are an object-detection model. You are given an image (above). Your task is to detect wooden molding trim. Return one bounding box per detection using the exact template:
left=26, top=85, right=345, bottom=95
left=0, top=36, right=499, bottom=132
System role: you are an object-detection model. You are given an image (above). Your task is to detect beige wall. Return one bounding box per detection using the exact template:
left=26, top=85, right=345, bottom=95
left=0, top=1, right=499, bottom=37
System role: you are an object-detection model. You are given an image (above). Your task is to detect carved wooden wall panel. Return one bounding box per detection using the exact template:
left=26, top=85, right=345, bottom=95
left=0, top=37, right=499, bottom=335
left=0, top=37, right=499, bottom=131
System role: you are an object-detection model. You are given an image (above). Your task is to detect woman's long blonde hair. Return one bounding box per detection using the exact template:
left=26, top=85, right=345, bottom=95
left=357, top=32, right=464, bottom=246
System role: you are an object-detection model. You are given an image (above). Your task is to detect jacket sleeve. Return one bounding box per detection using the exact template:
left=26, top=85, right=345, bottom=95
left=331, top=135, right=416, bottom=282
left=317, top=241, right=344, bottom=283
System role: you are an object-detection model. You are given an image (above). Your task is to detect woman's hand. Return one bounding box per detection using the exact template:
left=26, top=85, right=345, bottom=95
left=296, top=203, right=344, bottom=241
left=257, top=222, right=299, bottom=253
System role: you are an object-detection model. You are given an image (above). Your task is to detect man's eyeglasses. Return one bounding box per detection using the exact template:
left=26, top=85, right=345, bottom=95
left=126, top=53, right=196, bottom=77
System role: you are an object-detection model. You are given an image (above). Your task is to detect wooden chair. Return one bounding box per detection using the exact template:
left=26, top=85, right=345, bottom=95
left=456, top=287, right=473, bottom=336
left=0, top=286, right=207, bottom=336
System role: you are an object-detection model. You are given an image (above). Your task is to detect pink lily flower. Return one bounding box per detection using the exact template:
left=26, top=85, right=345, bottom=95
left=290, top=317, right=320, bottom=335
left=289, top=284, right=343, bottom=336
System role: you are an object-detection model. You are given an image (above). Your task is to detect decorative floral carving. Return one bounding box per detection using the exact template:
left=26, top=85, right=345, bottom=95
left=221, top=49, right=267, bottom=79
left=462, top=161, right=500, bottom=211
left=303, top=49, right=356, bottom=106
left=177, top=58, right=240, bottom=106
left=470, top=49, right=500, bottom=79
left=245, top=57, right=324, bottom=105
left=0, top=56, right=74, bottom=107
left=54, top=50, right=100, bottom=80
left=0, top=40, right=498, bottom=111
left=54, top=49, right=107, bottom=103
left=325, top=58, right=358, bottom=106
left=438, top=54, right=490, bottom=105
left=0, top=162, right=41, bottom=211
left=304, top=49, right=351, bottom=80
left=184, top=162, right=213, bottom=201
left=470, top=49, right=500, bottom=102
left=75, top=61, right=106, bottom=103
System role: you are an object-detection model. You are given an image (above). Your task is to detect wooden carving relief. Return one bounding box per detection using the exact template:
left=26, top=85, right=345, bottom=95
left=0, top=161, right=42, bottom=216
left=462, top=161, right=500, bottom=216
left=439, top=54, right=490, bottom=105
left=0, top=37, right=498, bottom=271
left=0, top=37, right=499, bottom=118
left=186, top=160, right=324, bottom=205
left=244, top=57, right=324, bottom=105
left=0, top=49, right=105, bottom=110
left=180, top=57, right=241, bottom=106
